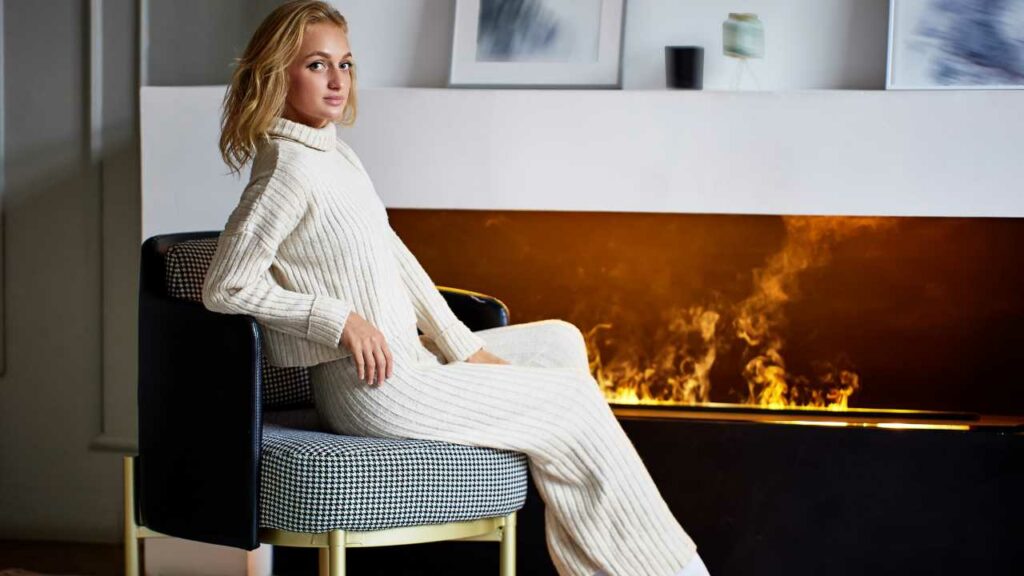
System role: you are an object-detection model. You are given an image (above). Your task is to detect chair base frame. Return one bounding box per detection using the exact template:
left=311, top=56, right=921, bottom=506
left=124, top=456, right=517, bottom=576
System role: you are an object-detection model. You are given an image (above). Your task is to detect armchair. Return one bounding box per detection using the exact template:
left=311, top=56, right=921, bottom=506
left=126, top=231, right=527, bottom=576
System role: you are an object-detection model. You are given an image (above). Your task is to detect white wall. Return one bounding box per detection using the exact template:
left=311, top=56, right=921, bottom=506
left=327, top=0, right=889, bottom=90
left=337, top=0, right=457, bottom=88
left=621, top=0, right=890, bottom=90
left=142, top=0, right=459, bottom=87
left=146, top=0, right=890, bottom=90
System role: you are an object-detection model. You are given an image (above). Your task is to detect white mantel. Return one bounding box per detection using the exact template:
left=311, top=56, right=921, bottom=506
left=141, top=86, right=1024, bottom=240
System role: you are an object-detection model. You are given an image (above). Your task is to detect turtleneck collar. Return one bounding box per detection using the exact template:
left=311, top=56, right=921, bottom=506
left=267, top=116, right=337, bottom=151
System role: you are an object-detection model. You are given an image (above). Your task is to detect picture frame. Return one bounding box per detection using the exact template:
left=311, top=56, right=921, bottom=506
left=448, top=0, right=627, bottom=89
left=886, top=0, right=1024, bottom=90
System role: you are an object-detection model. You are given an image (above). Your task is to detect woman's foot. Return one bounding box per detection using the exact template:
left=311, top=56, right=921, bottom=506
left=676, top=553, right=711, bottom=576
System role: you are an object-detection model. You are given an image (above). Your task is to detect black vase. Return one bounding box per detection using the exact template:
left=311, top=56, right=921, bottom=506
left=665, top=46, right=704, bottom=89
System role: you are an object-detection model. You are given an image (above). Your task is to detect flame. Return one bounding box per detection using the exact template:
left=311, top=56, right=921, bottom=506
left=736, top=217, right=887, bottom=408
left=587, top=306, right=721, bottom=405
left=587, top=216, right=894, bottom=410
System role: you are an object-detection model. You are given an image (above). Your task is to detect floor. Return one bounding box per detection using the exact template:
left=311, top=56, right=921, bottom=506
left=0, top=541, right=123, bottom=576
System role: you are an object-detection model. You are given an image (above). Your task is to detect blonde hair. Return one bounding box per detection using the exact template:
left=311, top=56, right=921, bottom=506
left=219, top=0, right=358, bottom=174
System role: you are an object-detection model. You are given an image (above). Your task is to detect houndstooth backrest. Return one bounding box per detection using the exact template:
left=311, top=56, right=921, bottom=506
left=164, top=237, right=313, bottom=410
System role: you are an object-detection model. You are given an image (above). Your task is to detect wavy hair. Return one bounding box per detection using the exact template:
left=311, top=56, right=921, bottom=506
left=219, top=0, right=357, bottom=174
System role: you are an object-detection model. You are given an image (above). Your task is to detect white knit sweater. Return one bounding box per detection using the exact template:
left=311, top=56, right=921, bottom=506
left=202, top=116, right=486, bottom=367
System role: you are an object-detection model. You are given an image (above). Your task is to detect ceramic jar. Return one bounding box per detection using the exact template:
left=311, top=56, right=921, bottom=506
left=723, top=13, right=764, bottom=59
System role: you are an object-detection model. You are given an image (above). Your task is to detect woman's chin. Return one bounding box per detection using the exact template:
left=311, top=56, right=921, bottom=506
left=318, top=111, right=343, bottom=125
left=306, top=112, right=339, bottom=128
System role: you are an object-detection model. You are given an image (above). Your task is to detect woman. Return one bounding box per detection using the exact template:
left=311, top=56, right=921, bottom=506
left=202, top=2, right=709, bottom=575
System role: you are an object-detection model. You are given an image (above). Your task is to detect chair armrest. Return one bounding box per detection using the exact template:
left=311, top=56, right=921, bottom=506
left=138, top=292, right=263, bottom=550
left=437, top=286, right=510, bottom=331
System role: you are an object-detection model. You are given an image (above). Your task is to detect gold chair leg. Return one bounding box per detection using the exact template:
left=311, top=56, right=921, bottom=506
left=319, top=546, right=329, bottom=576
left=500, top=511, right=517, bottom=576
left=123, top=456, right=141, bottom=576
left=328, top=529, right=346, bottom=576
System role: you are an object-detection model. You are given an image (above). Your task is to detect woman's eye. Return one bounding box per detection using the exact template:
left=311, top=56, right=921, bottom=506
left=308, top=61, right=325, bottom=71
left=340, top=61, right=353, bottom=70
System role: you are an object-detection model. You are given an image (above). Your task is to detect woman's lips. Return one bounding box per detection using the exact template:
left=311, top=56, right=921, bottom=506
left=324, top=96, right=345, bottom=106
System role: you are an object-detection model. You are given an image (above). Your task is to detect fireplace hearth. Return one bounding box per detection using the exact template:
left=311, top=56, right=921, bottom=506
left=275, top=409, right=1022, bottom=576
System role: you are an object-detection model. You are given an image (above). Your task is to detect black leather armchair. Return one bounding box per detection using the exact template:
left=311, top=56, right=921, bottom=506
left=125, top=231, right=526, bottom=576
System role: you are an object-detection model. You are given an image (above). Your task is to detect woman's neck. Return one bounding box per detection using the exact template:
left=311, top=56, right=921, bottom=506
left=281, top=106, right=329, bottom=129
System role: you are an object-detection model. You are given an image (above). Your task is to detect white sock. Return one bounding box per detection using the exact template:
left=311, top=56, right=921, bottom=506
left=675, top=552, right=711, bottom=576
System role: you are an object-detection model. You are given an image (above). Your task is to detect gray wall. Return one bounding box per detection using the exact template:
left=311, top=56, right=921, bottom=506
left=0, top=0, right=137, bottom=541
left=146, top=0, right=280, bottom=85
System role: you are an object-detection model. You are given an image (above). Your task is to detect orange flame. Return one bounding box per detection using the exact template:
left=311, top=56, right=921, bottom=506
left=587, top=306, right=720, bottom=405
left=587, top=216, right=893, bottom=409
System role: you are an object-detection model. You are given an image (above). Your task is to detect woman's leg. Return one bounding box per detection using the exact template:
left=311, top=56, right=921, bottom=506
left=313, top=320, right=701, bottom=576
left=420, top=319, right=592, bottom=374
left=478, top=319, right=592, bottom=371
left=466, top=320, right=708, bottom=575
left=469, top=320, right=606, bottom=574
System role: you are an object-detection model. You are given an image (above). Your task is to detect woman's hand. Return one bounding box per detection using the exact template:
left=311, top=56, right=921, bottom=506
left=466, top=347, right=510, bottom=365
left=340, top=311, right=393, bottom=386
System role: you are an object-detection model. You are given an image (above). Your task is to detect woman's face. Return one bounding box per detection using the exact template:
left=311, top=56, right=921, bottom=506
left=282, top=23, right=352, bottom=129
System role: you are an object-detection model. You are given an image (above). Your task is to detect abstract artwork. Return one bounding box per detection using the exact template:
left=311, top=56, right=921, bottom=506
left=449, top=0, right=626, bottom=88
left=887, top=0, right=1024, bottom=89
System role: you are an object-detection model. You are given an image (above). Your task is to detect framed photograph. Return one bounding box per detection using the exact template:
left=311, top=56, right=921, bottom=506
left=448, top=0, right=626, bottom=88
left=886, top=0, right=1024, bottom=89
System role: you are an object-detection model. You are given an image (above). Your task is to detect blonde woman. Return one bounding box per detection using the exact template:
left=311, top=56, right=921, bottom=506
left=203, top=2, right=709, bottom=575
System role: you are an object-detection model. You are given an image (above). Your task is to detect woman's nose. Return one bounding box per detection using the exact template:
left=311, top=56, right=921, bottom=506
left=327, top=68, right=342, bottom=89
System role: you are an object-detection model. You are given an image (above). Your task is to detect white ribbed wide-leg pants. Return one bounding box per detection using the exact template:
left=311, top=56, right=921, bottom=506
left=309, top=319, right=703, bottom=576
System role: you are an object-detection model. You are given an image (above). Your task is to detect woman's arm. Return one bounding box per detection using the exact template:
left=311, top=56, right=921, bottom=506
left=336, top=136, right=485, bottom=362
left=386, top=225, right=486, bottom=363
left=202, top=168, right=352, bottom=349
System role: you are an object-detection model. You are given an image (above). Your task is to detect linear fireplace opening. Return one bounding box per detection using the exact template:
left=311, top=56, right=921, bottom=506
left=391, top=209, right=1024, bottom=427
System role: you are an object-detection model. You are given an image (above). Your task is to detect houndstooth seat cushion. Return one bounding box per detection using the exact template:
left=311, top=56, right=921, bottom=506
left=165, top=236, right=313, bottom=409
left=260, top=424, right=529, bottom=532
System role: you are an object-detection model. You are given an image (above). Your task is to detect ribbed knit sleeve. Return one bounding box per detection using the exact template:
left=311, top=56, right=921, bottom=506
left=386, top=225, right=485, bottom=363
left=202, top=165, right=353, bottom=349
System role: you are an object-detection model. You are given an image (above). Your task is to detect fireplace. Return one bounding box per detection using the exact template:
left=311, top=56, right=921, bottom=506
left=274, top=209, right=1024, bottom=576
left=270, top=209, right=1017, bottom=575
